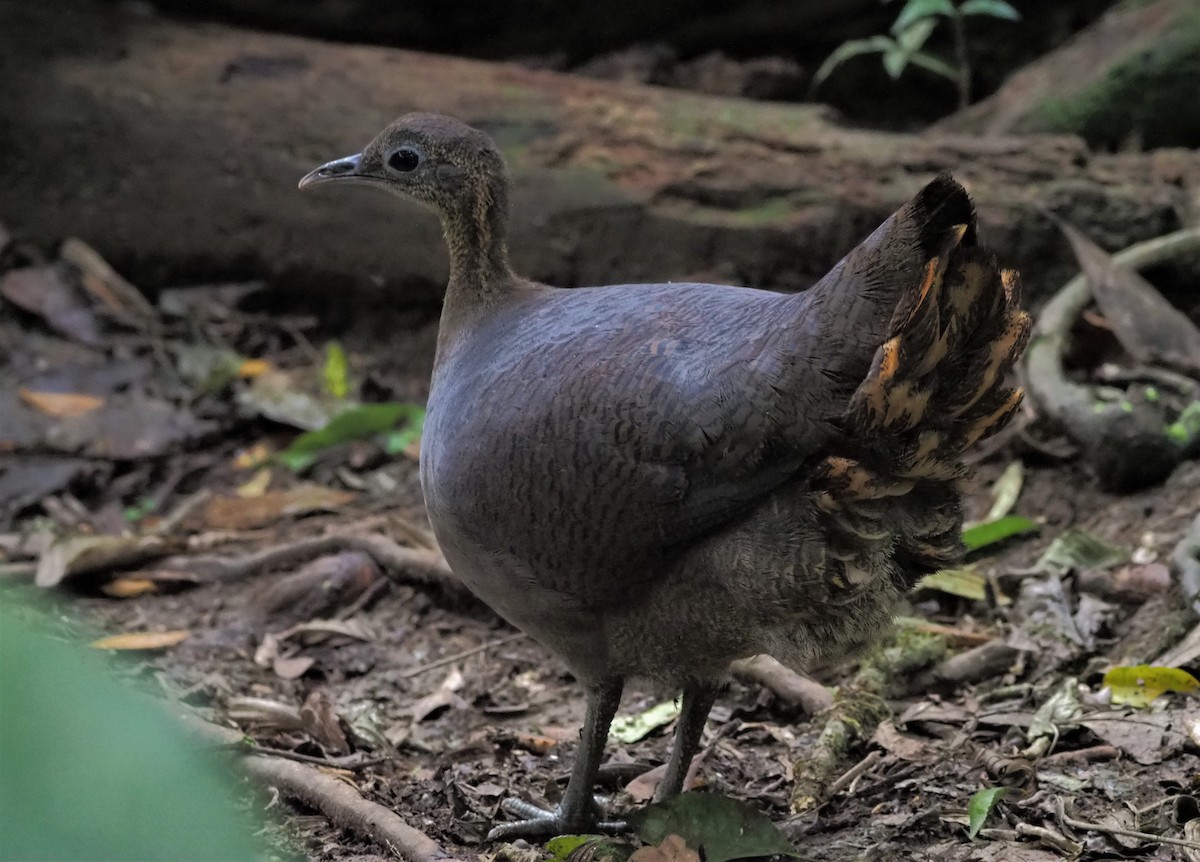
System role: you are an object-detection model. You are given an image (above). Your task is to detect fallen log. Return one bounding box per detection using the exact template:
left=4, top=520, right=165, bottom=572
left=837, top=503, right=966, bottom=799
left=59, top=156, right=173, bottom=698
left=1, top=0, right=1197, bottom=315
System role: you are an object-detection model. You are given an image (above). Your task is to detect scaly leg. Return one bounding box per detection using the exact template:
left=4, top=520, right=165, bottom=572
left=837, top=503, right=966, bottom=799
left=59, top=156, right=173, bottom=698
left=654, top=682, right=720, bottom=802
left=488, top=678, right=625, bottom=840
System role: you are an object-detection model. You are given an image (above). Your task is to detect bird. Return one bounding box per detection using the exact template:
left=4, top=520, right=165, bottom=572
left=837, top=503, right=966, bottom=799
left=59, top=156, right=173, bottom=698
left=299, top=112, right=1030, bottom=840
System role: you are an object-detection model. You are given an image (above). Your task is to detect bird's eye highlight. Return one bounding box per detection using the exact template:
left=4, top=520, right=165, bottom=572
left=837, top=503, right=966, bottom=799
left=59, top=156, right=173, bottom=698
left=388, top=147, right=421, bottom=172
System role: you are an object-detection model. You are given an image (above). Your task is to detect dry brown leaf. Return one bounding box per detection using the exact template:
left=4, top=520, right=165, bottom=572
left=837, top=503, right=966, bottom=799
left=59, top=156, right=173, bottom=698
left=200, top=484, right=356, bottom=530
left=871, top=720, right=928, bottom=762
left=90, top=630, right=190, bottom=650
left=36, top=534, right=178, bottom=588
left=300, top=690, right=350, bottom=755
left=101, top=577, right=160, bottom=598
left=1056, top=218, right=1200, bottom=374
left=409, top=668, right=466, bottom=723
left=0, top=265, right=102, bottom=345
left=59, top=237, right=157, bottom=326
left=18, top=388, right=105, bottom=418
left=629, top=834, right=701, bottom=862
left=511, top=732, right=560, bottom=755
left=237, top=358, right=271, bottom=378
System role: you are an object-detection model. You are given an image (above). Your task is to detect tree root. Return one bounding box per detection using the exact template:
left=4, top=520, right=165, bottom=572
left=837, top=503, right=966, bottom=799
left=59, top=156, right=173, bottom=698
left=160, top=532, right=470, bottom=599
left=1022, top=227, right=1200, bottom=491
left=188, top=717, right=459, bottom=862
left=730, top=655, right=833, bottom=715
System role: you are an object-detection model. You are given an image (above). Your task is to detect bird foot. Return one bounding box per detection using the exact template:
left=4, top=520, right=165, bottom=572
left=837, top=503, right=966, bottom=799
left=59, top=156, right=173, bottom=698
left=487, top=797, right=628, bottom=841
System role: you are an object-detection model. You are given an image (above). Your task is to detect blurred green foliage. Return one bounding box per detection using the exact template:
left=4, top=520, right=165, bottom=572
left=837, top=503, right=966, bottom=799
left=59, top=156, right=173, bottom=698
left=0, top=598, right=274, bottom=862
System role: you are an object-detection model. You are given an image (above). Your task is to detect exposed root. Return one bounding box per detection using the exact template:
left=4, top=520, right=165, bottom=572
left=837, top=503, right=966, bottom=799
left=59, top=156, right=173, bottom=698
left=1022, top=226, right=1200, bottom=491
left=730, top=655, right=833, bottom=715
left=188, top=717, right=459, bottom=862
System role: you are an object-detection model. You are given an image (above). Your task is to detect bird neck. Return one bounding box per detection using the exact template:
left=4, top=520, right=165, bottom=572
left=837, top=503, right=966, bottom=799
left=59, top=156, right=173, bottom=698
left=440, top=172, right=515, bottom=301
left=435, top=171, right=519, bottom=354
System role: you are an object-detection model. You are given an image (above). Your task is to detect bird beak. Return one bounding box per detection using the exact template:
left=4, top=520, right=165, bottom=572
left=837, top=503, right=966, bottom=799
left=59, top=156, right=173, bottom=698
left=298, top=153, right=364, bottom=190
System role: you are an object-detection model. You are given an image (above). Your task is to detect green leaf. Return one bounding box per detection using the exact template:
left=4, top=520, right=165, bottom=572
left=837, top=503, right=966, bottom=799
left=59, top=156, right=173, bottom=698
left=917, top=565, right=1010, bottom=604
left=891, top=0, right=955, bottom=36
left=323, top=340, right=350, bottom=399
left=628, top=793, right=801, bottom=862
left=277, top=402, right=424, bottom=471
left=967, top=786, right=1007, bottom=838
left=959, top=0, right=1021, bottom=20
left=904, top=51, right=961, bottom=82
left=896, top=17, right=938, bottom=52
left=0, top=600, right=270, bottom=861
left=1104, top=664, right=1200, bottom=708
left=546, top=835, right=631, bottom=862
left=383, top=407, right=426, bottom=455
left=962, top=515, right=1038, bottom=551
left=1034, top=528, right=1127, bottom=575
left=1166, top=401, right=1200, bottom=447
left=882, top=47, right=910, bottom=79
left=812, top=36, right=897, bottom=88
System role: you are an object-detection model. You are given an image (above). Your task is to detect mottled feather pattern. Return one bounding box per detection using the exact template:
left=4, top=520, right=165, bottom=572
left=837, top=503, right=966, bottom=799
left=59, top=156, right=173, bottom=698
left=813, top=176, right=1032, bottom=588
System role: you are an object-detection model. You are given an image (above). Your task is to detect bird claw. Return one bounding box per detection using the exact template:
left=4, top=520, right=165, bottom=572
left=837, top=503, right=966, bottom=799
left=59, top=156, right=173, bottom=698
left=487, top=797, right=628, bottom=841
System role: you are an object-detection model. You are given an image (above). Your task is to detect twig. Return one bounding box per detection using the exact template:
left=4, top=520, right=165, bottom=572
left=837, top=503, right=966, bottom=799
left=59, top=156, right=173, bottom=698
left=1015, top=822, right=1082, bottom=855
left=730, top=655, right=833, bottom=715
left=1056, top=797, right=1200, bottom=853
left=161, top=533, right=466, bottom=596
left=400, top=632, right=527, bottom=678
left=826, top=749, right=882, bottom=797
left=189, top=718, right=457, bottom=862
left=1038, top=744, right=1118, bottom=766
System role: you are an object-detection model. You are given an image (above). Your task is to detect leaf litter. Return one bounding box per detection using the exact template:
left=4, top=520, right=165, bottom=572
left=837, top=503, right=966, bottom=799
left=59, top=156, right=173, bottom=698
left=2, top=229, right=1200, bottom=862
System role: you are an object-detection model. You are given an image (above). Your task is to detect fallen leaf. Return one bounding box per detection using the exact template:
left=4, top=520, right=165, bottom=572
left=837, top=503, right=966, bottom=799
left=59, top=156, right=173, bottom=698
left=237, top=358, right=271, bottom=378
left=277, top=403, right=424, bottom=472
left=199, top=484, right=356, bottom=530
left=36, top=534, right=177, bottom=588
left=42, top=395, right=215, bottom=459
left=409, top=669, right=466, bottom=723
left=235, top=467, right=272, bottom=498
left=101, top=578, right=159, bottom=598
left=90, top=630, right=190, bottom=651
left=628, top=793, right=799, bottom=862
left=1034, top=528, right=1126, bottom=575
left=610, top=700, right=682, bottom=744
left=629, top=834, right=701, bottom=862
left=1055, top=218, right=1200, bottom=374
left=871, top=720, right=927, bottom=761
left=18, top=388, right=105, bottom=418
left=962, top=515, right=1038, bottom=552
left=1103, top=664, right=1199, bottom=708
left=1080, top=709, right=1191, bottom=765
left=0, top=456, right=93, bottom=512
left=0, top=265, right=102, bottom=345
left=983, top=461, right=1024, bottom=523
left=299, top=690, right=350, bottom=755
left=234, top=443, right=273, bottom=470
left=59, top=237, right=157, bottom=327
left=967, top=786, right=1007, bottom=838
left=917, top=566, right=1010, bottom=604
left=272, top=655, right=315, bottom=680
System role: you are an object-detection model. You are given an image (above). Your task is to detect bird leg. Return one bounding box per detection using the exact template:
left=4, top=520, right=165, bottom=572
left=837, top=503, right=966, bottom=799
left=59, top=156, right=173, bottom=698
left=488, top=678, right=626, bottom=840
left=654, top=682, right=720, bottom=802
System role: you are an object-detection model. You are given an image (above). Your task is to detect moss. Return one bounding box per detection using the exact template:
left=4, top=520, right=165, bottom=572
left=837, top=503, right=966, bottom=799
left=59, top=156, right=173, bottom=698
left=1029, top=7, right=1200, bottom=149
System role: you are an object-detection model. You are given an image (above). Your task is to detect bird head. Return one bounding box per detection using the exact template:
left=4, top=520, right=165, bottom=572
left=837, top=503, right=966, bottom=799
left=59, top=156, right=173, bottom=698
left=298, top=112, right=507, bottom=214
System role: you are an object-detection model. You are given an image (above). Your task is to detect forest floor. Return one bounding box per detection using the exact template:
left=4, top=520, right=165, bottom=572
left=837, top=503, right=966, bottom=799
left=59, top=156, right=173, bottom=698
left=2, top=231, right=1200, bottom=862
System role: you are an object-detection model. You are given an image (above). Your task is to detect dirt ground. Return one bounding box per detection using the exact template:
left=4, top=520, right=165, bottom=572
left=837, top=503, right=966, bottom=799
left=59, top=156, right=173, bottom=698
left=3, top=234, right=1200, bottom=862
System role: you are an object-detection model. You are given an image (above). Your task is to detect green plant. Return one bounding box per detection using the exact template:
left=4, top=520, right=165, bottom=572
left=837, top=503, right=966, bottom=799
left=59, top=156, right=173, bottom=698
left=812, top=0, right=1020, bottom=110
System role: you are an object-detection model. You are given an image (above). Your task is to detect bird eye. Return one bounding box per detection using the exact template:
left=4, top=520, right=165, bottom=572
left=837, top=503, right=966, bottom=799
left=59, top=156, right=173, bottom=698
left=388, top=147, right=421, bottom=173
